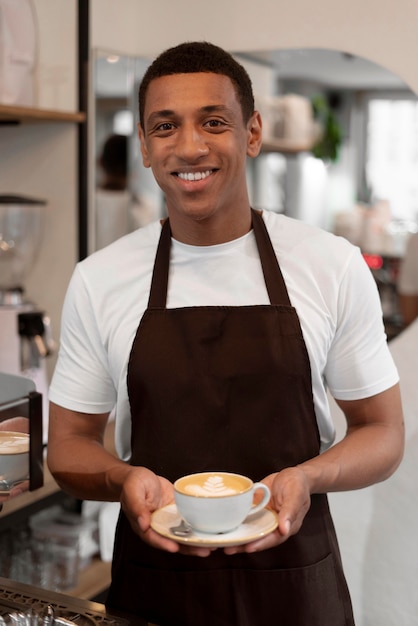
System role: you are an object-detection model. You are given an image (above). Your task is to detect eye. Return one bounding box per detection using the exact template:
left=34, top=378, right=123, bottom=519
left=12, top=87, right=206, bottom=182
left=204, top=119, right=226, bottom=130
left=156, top=122, right=175, bottom=132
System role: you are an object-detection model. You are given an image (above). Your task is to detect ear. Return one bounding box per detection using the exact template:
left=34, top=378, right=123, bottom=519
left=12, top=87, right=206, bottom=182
left=246, top=111, right=262, bottom=158
left=138, top=123, right=151, bottom=168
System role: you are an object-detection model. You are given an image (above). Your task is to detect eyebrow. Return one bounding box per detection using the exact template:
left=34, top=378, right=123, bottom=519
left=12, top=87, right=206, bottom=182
left=146, top=104, right=232, bottom=127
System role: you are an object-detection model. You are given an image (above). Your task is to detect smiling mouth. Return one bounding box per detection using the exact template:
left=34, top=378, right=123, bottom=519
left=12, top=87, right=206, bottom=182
left=175, top=170, right=215, bottom=181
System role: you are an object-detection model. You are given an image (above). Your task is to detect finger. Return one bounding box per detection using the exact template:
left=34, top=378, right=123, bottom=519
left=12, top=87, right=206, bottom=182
left=223, top=527, right=286, bottom=555
left=141, top=528, right=180, bottom=553
left=177, top=545, right=214, bottom=558
left=137, top=509, right=152, bottom=533
left=275, top=497, right=307, bottom=538
left=143, top=530, right=213, bottom=557
left=277, top=516, right=291, bottom=536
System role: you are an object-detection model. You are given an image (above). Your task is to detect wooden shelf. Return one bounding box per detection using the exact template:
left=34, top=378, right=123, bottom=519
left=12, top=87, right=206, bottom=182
left=67, top=557, right=112, bottom=600
left=0, top=461, right=60, bottom=520
left=0, top=104, right=86, bottom=124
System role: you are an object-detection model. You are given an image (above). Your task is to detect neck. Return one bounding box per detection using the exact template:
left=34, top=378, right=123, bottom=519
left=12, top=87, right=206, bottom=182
left=168, top=207, right=254, bottom=246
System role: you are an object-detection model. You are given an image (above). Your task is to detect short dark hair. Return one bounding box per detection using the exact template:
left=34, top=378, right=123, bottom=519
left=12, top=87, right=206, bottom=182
left=138, top=41, right=255, bottom=129
left=100, top=134, right=127, bottom=177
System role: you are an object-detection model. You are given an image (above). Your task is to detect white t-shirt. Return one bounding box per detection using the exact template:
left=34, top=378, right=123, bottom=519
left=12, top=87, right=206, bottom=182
left=49, top=210, right=399, bottom=460
left=398, top=232, right=418, bottom=295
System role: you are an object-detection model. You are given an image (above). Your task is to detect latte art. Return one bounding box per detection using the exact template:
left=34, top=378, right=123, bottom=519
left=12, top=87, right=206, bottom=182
left=184, top=475, right=237, bottom=497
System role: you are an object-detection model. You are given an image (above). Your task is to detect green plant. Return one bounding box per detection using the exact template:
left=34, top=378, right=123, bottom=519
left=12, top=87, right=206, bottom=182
left=311, top=94, right=342, bottom=162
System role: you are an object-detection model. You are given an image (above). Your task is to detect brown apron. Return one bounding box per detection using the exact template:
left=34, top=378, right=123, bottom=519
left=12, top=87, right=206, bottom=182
left=106, top=209, right=355, bottom=626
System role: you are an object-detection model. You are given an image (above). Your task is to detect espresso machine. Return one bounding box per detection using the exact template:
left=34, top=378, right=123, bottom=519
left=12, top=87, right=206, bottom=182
left=0, top=194, right=54, bottom=442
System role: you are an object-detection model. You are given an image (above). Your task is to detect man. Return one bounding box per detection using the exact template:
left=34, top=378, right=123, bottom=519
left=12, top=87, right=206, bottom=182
left=95, top=133, right=131, bottom=250
left=95, top=133, right=158, bottom=250
left=48, top=42, right=404, bottom=626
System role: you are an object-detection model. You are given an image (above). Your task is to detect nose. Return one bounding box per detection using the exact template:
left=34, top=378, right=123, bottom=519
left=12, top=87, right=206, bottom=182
left=175, top=123, right=209, bottom=161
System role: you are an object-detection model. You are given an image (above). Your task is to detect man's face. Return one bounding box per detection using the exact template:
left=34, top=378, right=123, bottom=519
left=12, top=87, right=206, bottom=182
left=139, top=72, right=261, bottom=232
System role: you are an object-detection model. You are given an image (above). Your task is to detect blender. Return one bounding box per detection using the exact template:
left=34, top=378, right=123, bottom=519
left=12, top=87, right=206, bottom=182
left=0, top=194, right=54, bottom=442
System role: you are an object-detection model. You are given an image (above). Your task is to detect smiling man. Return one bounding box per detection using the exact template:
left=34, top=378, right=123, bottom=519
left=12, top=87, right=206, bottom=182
left=137, top=71, right=261, bottom=244
left=48, top=42, right=404, bottom=626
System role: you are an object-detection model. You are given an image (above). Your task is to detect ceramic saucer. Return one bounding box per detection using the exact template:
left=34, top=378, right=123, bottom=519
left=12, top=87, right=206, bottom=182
left=150, top=504, right=278, bottom=548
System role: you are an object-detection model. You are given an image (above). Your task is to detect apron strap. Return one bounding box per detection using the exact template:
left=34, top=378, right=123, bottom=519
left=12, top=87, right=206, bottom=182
left=148, top=210, right=292, bottom=308
left=148, top=218, right=171, bottom=308
left=251, top=209, right=291, bottom=306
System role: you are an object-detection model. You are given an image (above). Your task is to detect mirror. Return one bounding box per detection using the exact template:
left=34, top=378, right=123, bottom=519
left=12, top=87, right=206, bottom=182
left=92, top=47, right=418, bottom=337
left=91, top=47, right=418, bottom=234
left=0, top=373, right=43, bottom=504
left=88, top=45, right=417, bottom=625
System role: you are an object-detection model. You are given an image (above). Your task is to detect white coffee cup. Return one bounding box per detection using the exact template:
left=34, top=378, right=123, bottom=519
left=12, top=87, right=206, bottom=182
left=174, top=471, right=271, bottom=534
left=0, top=431, right=30, bottom=490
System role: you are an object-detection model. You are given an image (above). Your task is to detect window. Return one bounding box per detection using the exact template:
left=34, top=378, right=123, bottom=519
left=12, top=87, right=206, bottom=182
left=366, top=96, right=418, bottom=223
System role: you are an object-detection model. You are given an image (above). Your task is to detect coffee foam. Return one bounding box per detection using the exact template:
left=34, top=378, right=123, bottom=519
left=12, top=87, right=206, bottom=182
left=0, top=432, right=29, bottom=454
left=177, top=473, right=250, bottom=497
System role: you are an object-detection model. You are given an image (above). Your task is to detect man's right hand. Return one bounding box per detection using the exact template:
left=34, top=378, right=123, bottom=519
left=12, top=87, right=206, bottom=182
left=120, top=466, right=214, bottom=557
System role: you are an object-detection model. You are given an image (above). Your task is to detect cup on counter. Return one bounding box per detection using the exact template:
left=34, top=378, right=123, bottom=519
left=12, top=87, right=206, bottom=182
left=174, top=471, right=271, bottom=534
left=0, top=431, right=29, bottom=491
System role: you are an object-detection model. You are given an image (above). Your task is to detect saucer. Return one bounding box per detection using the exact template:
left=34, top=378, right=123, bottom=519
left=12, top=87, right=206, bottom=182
left=150, top=504, right=278, bottom=547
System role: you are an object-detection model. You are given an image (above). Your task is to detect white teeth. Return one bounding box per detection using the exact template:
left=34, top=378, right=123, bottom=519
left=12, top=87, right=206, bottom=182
left=177, top=170, right=212, bottom=181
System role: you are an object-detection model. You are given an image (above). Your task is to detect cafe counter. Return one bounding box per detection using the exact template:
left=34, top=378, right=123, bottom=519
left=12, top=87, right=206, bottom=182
left=0, top=576, right=133, bottom=625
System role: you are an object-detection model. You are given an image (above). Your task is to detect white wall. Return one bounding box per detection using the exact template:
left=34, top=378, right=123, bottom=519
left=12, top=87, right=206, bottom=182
left=34, top=0, right=78, bottom=111
left=0, top=0, right=78, bottom=380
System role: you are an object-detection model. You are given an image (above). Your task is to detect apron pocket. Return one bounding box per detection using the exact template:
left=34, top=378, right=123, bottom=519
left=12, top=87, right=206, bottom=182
left=108, top=553, right=353, bottom=626
left=232, top=552, right=353, bottom=626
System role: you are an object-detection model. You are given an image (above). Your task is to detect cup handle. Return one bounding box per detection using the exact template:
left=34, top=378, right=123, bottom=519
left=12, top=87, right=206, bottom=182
left=250, top=482, right=270, bottom=515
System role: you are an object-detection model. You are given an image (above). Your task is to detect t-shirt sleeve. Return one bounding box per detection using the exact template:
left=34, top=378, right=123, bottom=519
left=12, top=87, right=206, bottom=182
left=49, top=265, right=117, bottom=414
left=325, top=247, right=399, bottom=400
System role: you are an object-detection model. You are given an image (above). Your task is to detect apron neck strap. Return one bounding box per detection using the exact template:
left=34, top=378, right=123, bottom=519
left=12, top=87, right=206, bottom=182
left=148, top=210, right=291, bottom=308
left=148, top=218, right=171, bottom=308
left=251, top=209, right=291, bottom=306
